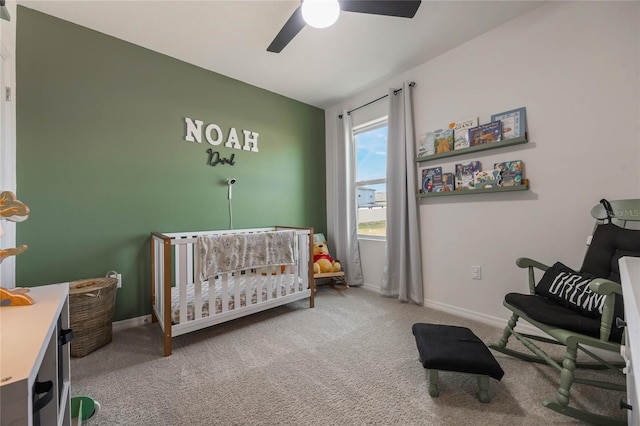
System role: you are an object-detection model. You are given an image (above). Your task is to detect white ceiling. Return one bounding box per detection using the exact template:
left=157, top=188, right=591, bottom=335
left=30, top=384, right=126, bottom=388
left=18, top=0, right=545, bottom=109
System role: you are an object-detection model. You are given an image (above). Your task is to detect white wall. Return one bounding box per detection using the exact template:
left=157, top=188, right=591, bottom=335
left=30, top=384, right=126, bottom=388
left=0, top=0, right=17, bottom=188
left=0, top=0, right=17, bottom=287
left=0, top=0, right=16, bottom=61
left=326, top=2, right=640, bottom=327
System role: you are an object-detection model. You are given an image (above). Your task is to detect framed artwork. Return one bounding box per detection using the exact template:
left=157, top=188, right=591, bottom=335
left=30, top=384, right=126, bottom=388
left=491, top=107, right=527, bottom=140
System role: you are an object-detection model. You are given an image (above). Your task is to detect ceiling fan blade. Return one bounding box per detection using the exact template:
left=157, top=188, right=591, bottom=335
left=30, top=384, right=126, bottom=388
left=267, top=6, right=306, bottom=53
left=339, top=0, right=421, bottom=18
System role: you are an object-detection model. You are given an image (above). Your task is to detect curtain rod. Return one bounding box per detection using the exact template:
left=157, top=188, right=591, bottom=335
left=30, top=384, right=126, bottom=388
left=338, top=81, right=415, bottom=119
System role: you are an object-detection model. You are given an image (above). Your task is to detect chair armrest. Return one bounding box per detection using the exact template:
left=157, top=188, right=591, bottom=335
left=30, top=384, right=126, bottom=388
left=589, top=278, right=623, bottom=296
left=516, top=258, right=550, bottom=294
left=516, top=257, right=550, bottom=271
left=589, top=278, right=623, bottom=342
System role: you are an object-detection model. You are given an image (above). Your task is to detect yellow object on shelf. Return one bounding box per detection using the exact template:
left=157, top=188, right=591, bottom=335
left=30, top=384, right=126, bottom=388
left=0, top=190, right=30, bottom=265
left=0, top=191, right=30, bottom=221
left=0, top=287, right=34, bottom=306
left=0, top=244, right=28, bottom=265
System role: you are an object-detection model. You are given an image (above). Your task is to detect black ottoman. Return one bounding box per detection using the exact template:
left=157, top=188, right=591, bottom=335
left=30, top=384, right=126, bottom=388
left=412, top=323, right=504, bottom=403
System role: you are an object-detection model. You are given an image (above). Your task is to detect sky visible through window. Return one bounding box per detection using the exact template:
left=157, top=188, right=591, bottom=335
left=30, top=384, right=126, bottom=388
left=356, top=125, right=387, bottom=182
left=356, top=124, right=387, bottom=237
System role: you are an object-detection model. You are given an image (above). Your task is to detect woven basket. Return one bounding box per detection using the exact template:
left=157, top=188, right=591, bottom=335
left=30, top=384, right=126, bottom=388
left=69, top=277, right=117, bottom=358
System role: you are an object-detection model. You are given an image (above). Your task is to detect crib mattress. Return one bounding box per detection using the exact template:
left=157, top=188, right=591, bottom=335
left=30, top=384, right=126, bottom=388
left=171, top=274, right=304, bottom=324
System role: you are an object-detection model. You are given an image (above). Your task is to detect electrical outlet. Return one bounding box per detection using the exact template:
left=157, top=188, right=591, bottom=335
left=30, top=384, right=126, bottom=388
left=116, top=273, right=122, bottom=288
left=471, top=265, right=482, bottom=280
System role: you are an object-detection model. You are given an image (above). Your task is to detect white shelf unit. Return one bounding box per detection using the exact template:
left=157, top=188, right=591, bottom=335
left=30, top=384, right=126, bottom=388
left=620, top=257, right=639, bottom=425
left=0, top=283, right=72, bottom=426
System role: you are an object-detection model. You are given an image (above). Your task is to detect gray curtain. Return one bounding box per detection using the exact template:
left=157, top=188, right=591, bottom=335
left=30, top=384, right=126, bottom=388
left=334, top=110, right=364, bottom=286
left=381, top=82, right=423, bottom=304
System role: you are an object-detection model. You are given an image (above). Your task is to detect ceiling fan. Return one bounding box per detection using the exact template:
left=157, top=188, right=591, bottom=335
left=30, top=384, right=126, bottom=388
left=267, top=0, right=422, bottom=53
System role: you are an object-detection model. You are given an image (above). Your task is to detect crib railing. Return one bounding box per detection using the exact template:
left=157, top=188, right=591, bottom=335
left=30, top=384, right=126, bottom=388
left=151, top=226, right=314, bottom=356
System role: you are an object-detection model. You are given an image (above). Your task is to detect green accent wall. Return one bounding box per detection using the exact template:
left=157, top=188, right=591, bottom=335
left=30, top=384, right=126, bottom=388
left=15, top=6, right=326, bottom=321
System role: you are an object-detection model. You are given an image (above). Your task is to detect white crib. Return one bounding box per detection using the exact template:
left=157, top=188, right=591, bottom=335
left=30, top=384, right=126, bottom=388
left=151, top=226, right=314, bottom=356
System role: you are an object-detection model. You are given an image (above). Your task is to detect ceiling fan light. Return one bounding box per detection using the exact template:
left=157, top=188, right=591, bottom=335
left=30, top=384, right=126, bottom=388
left=301, top=0, right=340, bottom=29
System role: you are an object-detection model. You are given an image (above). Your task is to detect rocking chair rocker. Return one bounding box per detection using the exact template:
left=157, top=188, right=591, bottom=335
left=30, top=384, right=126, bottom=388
left=490, top=199, right=640, bottom=425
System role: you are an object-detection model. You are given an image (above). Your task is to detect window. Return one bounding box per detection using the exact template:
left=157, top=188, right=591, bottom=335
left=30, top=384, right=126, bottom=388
left=354, top=117, right=387, bottom=238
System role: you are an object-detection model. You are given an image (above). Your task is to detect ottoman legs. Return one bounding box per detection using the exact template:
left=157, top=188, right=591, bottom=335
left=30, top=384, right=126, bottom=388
left=477, top=375, right=490, bottom=403
left=427, top=370, right=492, bottom=403
left=428, top=370, right=439, bottom=397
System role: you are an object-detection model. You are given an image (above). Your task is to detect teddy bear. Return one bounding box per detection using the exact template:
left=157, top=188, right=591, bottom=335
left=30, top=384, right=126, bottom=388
left=313, top=242, right=342, bottom=274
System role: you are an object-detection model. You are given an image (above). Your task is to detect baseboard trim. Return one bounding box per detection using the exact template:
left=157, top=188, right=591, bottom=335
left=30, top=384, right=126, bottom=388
left=359, top=286, right=542, bottom=335
left=112, top=314, right=153, bottom=332
left=423, top=298, right=507, bottom=328
left=362, top=282, right=379, bottom=292
left=422, top=297, right=542, bottom=336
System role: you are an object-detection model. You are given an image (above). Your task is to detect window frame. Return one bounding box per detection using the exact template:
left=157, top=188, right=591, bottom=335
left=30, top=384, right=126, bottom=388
left=353, top=116, right=388, bottom=241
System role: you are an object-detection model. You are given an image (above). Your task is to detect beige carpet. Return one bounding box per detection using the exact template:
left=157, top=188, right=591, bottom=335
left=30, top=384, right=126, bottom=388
left=70, top=286, right=627, bottom=425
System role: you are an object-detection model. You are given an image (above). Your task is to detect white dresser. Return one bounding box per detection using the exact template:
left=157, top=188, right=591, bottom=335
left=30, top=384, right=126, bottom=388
left=620, top=256, right=640, bottom=425
left=0, top=283, right=72, bottom=426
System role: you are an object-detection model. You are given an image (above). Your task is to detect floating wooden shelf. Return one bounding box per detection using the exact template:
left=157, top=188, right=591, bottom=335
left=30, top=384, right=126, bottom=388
left=416, top=135, right=528, bottom=163
left=418, top=180, right=530, bottom=198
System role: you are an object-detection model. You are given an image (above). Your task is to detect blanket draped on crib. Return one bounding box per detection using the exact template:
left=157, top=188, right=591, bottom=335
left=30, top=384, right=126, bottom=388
left=197, top=230, right=296, bottom=280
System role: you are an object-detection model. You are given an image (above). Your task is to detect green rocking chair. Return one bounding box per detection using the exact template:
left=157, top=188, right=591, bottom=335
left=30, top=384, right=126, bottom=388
left=490, top=199, right=640, bottom=425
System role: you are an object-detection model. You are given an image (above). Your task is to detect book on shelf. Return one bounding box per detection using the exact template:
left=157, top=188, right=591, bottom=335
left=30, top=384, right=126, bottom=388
left=494, top=160, right=524, bottom=187
left=455, top=161, right=481, bottom=190
left=433, top=128, right=454, bottom=154
left=491, top=107, right=527, bottom=140
left=422, top=167, right=443, bottom=193
left=416, top=131, right=436, bottom=158
left=449, top=117, right=478, bottom=150
left=469, top=121, right=502, bottom=146
left=473, top=169, right=502, bottom=189
left=442, top=173, right=455, bottom=192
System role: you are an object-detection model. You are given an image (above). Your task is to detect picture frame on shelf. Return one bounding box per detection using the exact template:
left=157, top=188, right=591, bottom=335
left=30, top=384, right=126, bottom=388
left=491, top=107, right=527, bottom=140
